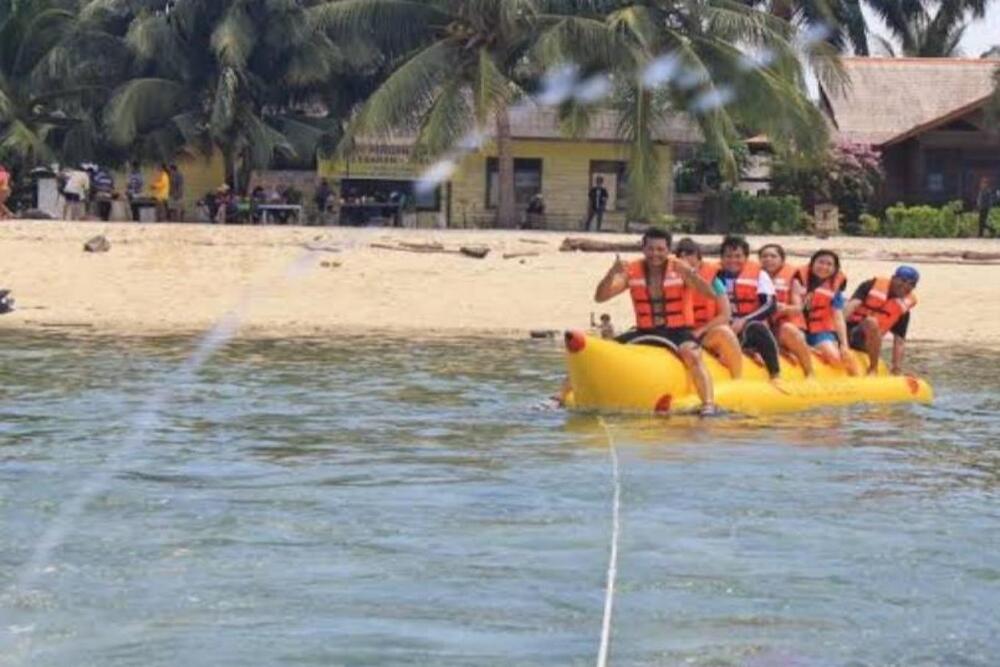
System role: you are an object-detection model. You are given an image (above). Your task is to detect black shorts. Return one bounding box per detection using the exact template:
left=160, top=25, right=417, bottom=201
left=847, top=323, right=867, bottom=351
left=64, top=192, right=81, bottom=203
left=616, top=326, right=697, bottom=350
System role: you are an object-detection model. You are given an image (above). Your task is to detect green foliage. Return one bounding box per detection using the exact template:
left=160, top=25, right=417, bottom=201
left=771, top=141, right=883, bottom=227
left=657, top=214, right=698, bottom=234
left=725, top=191, right=803, bottom=234
left=674, top=142, right=750, bottom=194
left=859, top=213, right=880, bottom=236
left=882, top=201, right=975, bottom=238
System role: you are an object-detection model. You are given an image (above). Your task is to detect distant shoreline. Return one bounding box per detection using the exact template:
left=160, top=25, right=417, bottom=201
left=2, top=220, right=999, bottom=345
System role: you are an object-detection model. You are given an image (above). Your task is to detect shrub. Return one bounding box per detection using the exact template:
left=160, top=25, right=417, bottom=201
left=859, top=213, right=880, bottom=236
left=725, top=191, right=803, bottom=234
left=659, top=214, right=698, bottom=233
left=882, top=200, right=967, bottom=238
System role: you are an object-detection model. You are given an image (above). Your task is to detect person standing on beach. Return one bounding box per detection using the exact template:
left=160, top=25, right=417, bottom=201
left=168, top=164, right=185, bottom=221
left=844, top=266, right=918, bottom=375
left=594, top=227, right=719, bottom=415
left=92, top=167, right=115, bottom=221
left=976, top=177, right=995, bottom=238
left=585, top=176, right=609, bottom=231
left=151, top=164, right=171, bottom=221
left=0, top=163, right=12, bottom=219
left=62, top=166, right=90, bottom=220
left=127, top=161, right=144, bottom=221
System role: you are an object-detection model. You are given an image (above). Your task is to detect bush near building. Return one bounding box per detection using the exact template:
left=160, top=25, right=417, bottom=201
left=725, top=191, right=804, bottom=234
left=864, top=201, right=999, bottom=238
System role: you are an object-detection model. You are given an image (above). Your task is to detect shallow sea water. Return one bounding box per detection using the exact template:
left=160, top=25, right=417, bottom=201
left=0, top=332, right=997, bottom=666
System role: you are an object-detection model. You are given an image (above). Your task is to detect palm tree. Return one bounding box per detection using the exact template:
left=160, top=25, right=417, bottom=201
left=315, top=0, right=559, bottom=228
left=322, top=0, right=833, bottom=224
left=872, top=4, right=968, bottom=56
left=99, top=0, right=370, bottom=189
left=539, top=0, right=836, bottom=220
left=868, top=0, right=987, bottom=57
left=0, top=0, right=128, bottom=165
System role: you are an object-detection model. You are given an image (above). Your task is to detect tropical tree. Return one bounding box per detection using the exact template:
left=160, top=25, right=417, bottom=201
left=0, top=0, right=129, bottom=166
left=538, top=0, right=837, bottom=220
left=98, top=0, right=375, bottom=189
left=872, top=4, right=966, bottom=56
left=322, top=0, right=835, bottom=224
left=868, top=0, right=987, bottom=57
left=315, top=0, right=567, bottom=228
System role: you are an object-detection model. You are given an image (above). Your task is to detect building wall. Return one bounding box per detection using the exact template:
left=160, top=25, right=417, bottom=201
left=881, top=132, right=1000, bottom=209
left=449, top=139, right=673, bottom=229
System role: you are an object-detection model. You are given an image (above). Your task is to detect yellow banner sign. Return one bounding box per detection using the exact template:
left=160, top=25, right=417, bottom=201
left=321, top=142, right=430, bottom=180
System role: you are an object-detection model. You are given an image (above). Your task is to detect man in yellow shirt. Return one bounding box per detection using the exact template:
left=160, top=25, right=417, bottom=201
left=150, top=163, right=171, bottom=221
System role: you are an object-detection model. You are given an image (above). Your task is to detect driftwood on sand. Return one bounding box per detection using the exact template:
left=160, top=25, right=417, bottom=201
left=559, top=238, right=639, bottom=252
left=370, top=242, right=491, bottom=259
left=503, top=251, right=541, bottom=260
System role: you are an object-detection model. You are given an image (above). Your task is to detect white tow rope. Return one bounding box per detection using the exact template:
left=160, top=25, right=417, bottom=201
left=596, top=417, right=621, bottom=667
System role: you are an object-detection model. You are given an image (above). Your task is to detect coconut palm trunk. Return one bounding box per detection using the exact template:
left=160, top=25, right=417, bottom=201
left=495, top=105, right=517, bottom=229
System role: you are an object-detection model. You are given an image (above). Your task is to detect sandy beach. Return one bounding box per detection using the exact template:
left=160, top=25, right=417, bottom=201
left=1, top=220, right=999, bottom=345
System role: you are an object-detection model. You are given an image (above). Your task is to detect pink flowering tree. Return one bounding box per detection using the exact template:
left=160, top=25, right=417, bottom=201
left=772, top=141, right=884, bottom=227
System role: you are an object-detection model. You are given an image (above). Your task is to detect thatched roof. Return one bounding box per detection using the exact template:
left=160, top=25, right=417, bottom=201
left=507, top=106, right=701, bottom=144
left=351, top=104, right=701, bottom=147
left=820, top=57, right=998, bottom=146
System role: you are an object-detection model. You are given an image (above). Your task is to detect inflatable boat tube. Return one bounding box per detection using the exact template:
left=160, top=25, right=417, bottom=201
left=562, top=331, right=933, bottom=415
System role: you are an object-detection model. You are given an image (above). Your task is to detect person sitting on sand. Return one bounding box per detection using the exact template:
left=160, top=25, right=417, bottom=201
left=758, top=243, right=814, bottom=377
left=718, top=235, right=781, bottom=380
left=594, top=227, right=719, bottom=415
left=844, top=266, right=919, bottom=375
left=674, top=238, right=743, bottom=379
left=793, top=250, right=858, bottom=375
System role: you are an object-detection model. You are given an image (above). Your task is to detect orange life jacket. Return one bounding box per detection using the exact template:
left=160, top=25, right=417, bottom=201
left=848, top=276, right=917, bottom=334
left=627, top=259, right=694, bottom=329
left=691, top=261, right=720, bottom=328
left=797, top=267, right=847, bottom=335
left=729, top=261, right=764, bottom=318
left=769, top=264, right=807, bottom=330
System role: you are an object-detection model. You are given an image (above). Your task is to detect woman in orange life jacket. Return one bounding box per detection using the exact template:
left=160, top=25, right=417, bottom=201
left=718, top=235, right=782, bottom=379
left=674, top=237, right=743, bottom=379
left=844, top=266, right=919, bottom=375
left=793, top=249, right=859, bottom=375
left=758, top=243, right=816, bottom=378
left=594, top=227, right=720, bottom=415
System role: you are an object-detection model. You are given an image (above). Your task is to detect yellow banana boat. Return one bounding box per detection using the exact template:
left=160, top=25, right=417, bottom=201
left=562, top=330, right=933, bottom=415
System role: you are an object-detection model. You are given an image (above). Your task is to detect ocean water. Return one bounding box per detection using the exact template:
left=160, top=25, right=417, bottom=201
left=0, top=332, right=997, bottom=666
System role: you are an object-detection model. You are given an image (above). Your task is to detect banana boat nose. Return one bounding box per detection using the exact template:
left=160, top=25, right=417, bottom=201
left=565, top=330, right=587, bottom=353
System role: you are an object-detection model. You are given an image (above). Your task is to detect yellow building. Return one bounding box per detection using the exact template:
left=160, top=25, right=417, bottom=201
left=319, top=107, right=700, bottom=230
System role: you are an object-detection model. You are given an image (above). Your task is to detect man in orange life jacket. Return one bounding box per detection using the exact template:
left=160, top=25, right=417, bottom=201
left=594, top=227, right=719, bottom=415
left=718, top=235, right=782, bottom=379
left=844, top=266, right=919, bottom=375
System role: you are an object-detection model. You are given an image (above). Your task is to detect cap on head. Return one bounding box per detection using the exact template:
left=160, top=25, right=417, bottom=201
left=894, top=265, right=920, bottom=285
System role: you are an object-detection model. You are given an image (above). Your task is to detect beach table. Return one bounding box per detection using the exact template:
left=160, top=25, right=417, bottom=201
left=257, top=204, right=302, bottom=225
left=338, top=202, right=402, bottom=227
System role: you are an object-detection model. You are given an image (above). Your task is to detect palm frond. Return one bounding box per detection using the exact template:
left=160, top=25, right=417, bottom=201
left=103, top=77, right=188, bottom=146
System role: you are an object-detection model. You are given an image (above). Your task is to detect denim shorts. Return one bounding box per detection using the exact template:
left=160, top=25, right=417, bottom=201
left=806, top=331, right=838, bottom=347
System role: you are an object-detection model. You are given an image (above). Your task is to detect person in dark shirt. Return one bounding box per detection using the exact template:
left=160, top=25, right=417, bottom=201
left=718, top=235, right=781, bottom=379
left=585, top=176, right=609, bottom=231
left=844, top=267, right=918, bottom=375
